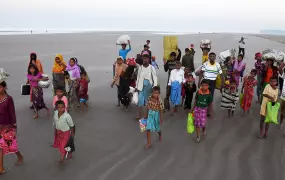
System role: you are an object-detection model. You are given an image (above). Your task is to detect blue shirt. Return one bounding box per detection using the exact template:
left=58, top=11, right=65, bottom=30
left=119, top=47, right=131, bottom=61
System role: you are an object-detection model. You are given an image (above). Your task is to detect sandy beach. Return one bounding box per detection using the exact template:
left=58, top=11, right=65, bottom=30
left=1, top=32, right=285, bottom=180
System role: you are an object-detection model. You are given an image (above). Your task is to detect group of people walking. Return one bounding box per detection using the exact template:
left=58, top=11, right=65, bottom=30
left=113, top=38, right=285, bottom=146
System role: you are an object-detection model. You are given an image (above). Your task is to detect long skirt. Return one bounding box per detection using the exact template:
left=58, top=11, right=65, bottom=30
left=52, top=73, right=66, bottom=95
left=53, top=130, right=71, bottom=157
left=170, top=81, right=181, bottom=106
left=146, top=110, right=161, bottom=132
left=194, top=107, right=208, bottom=128
left=138, top=80, right=152, bottom=107
left=31, top=86, right=46, bottom=113
left=242, top=87, right=254, bottom=111
left=0, top=126, right=18, bottom=155
left=256, top=75, right=262, bottom=98
left=67, top=79, right=79, bottom=108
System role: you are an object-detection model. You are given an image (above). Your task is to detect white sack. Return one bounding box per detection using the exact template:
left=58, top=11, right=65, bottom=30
left=201, top=39, right=211, bottom=45
left=128, top=86, right=135, bottom=94
left=132, top=92, right=138, bottom=105
left=262, top=49, right=285, bottom=62
left=117, top=35, right=131, bottom=45
left=219, top=48, right=236, bottom=62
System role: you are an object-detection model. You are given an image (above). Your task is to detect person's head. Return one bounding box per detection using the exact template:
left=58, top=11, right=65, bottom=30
left=170, top=52, right=177, bottom=60
left=229, top=80, right=237, bottom=89
left=152, top=86, right=160, bottom=98
left=186, top=73, right=195, bottom=82
left=55, top=100, right=66, bottom=113
left=28, top=64, right=39, bottom=75
left=185, top=48, right=190, bottom=54
left=266, top=59, right=274, bottom=66
left=270, top=76, right=278, bottom=87
left=255, top=52, right=262, bottom=61
left=55, top=87, right=65, bottom=98
left=146, top=40, right=150, bottom=44
left=202, top=48, right=210, bottom=55
left=224, top=56, right=231, bottom=66
left=135, top=54, right=143, bottom=65
left=209, top=52, right=216, bottom=63
left=200, top=79, right=209, bottom=91
left=238, top=54, right=244, bottom=62
left=80, top=71, right=87, bottom=79
left=184, top=67, right=190, bottom=74
left=144, top=44, right=149, bottom=50
left=152, top=56, right=156, bottom=61
left=117, top=56, right=124, bottom=65
left=0, top=81, right=7, bottom=95
left=241, top=37, right=244, bottom=41
left=250, top=69, right=257, bottom=77
left=142, top=54, right=150, bottom=66
left=69, top=58, right=76, bottom=67
left=55, top=54, right=63, bottom=64
left=30, top=53, right=37, bottom=64
left=122, top=44, right=126, bottom=50
left=175, top=61, right=182, bottom=70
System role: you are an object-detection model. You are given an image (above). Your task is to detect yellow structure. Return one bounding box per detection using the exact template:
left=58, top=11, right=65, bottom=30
left=163, top=36, right=178, bottom=60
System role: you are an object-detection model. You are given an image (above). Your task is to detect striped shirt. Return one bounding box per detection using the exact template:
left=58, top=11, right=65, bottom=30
left=201, top=61, right=223, bottom=80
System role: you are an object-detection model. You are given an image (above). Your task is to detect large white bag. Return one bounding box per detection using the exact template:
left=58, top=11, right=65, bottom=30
left=219, top=48, right=236, bottom=63
left=116, top=35, right=130, bottom=45
left=201, top=39, right=211, bottom=45
left=262, top=49, right=285, bottom=62
left=132, top=92, right=138, bottom=105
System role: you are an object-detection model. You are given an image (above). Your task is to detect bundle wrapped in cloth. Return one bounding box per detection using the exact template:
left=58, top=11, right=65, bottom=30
left=0, top=68, right=9, bottom=83
left=116, top=35, right=131, bottom=45
left=262, top=49, right=285, bottom=62
left=219, top=48, right=236, bottom=63
left=200, top=39, right=211, bottom=49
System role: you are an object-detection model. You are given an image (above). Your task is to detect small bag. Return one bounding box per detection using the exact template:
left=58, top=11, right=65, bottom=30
left=132, top=92, right=138, bottom=105
left=265, top=102, right=280, bottom=124
left=187, top=113, right=195, bottom=134
left=139, top=118, right=147, bottom=132
left=65, top=136, right=75, bottom=158
left=21, top=84, right=30, bottom=95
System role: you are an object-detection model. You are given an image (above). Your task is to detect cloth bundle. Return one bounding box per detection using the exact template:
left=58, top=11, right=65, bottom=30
left=219, top=49, right=236, bottom=63
left=0, top=68, right=9, bottom=83
left=116, top=35, right=131, bottom=45
left=262, top=49, right=285, bottom=62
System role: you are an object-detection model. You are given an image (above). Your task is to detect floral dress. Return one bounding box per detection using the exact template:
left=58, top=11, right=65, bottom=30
left=241, top=76, right=257, bottom=111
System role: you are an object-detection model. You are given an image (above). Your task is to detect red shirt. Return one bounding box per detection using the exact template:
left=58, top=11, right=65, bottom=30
left=78, top=79, right=88, bottom=99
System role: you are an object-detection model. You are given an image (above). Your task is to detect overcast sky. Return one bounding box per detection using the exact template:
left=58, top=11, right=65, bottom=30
left=0, top=0, right=284, bottom=33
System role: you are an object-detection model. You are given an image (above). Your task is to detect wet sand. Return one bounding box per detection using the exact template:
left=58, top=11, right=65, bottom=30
left=1, top=32, right=285, bottom=180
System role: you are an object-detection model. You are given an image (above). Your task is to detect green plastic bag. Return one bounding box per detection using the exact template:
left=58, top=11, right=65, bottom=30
left=239, top=93, right=244, bottom=107
left=187, top=113, right=195, bottom=134
left=265, top=102, right=280, bottom=124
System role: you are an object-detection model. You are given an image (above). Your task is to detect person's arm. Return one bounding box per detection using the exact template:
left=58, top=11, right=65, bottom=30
left=190, top=94, right=198, bottom=113
left=127, top=41, right=131, bottom=52
left=199, top=63, right=206, bottom=85
left=168, top=70, right=173, bottom=86
left=278, top=62, right=285, bottom=75
left=135, top=66, right=141, bottom=90
left=193, top=83, right=197, bottom=92
left=151, top=66, right=158, bottom=86
left=182, top=56, right=186, bottom=67
left=241, top=81, right=245, bottom=93
left=164, top=61, right=169, bottom=72
left=262, top=85, right=274, bottom=101
left=8, top=97, right=17, bottom=126
left=63, top=96, right=68, bottom=109
left=66, top=114, right=75, bottom=136
left=218, top=64, right=224, bottom=89
left=209, top=102, right=213, bottom=118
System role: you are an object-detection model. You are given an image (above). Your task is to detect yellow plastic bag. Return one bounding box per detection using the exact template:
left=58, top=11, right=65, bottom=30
left=187, top=113, right=195, bottom=134
left=215, top=74, right=222, bottom=89
left=239, top=93, right=244, bottom=107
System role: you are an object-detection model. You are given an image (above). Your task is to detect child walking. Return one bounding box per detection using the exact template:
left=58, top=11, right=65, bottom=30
left=78, top=72, right=89, bottom=113
left=145, top=86, right=164, bottom=149
left=191, top=79, right=213, bottom=143
left=53, top=100, right=75, bottom=163
left=53, top=87, right=68, bottom=111
left=221, top=80, right=239, bottom=118
left=259, top=77, right=278, bottom=139
left=184, top=73, right=197, bottom=111
left=241, top=69, right=257, bottom=114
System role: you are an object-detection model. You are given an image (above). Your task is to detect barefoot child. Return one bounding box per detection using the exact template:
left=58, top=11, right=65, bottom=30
left=53, top=87, right=68, bottom=111
left=53, top=100, right=75, bottom=163
left=221, top=80, right=239, bottom=118
left=184, top=73, right=197, bottom=111
left=241, top=69, right=258, bottom=114
left=259, top=77, right=278, bottom=139
left=191, top=79, right=213, bottom=143
left=145, top=86, right=164, bottom=149
left=78, top=72, right=89, bottom=112
left=168, top=61, right=185, bottom=114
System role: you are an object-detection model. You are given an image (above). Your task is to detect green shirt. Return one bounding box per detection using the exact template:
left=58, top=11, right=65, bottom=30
left=195, top=93, right=213, bottom=108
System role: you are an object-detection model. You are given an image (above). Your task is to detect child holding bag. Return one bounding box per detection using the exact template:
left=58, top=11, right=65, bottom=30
left=191, top=79, right=213, bottom=143
left=145, top=86, right=164, bottom=149
left=259, top=77, right=278, bottom=139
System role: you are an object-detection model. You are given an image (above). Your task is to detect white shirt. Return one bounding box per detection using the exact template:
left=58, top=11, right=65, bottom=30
left=201, top=61, right=223, bottom=80
left=147, top=43, right=151, bottom=50
left=136, top=65, right=158, bottom=91
left=168, top=69, right=185, bottom=85
left=53, top=111, right=74, bottom=132
left=239, top=40, right=246, bottom=48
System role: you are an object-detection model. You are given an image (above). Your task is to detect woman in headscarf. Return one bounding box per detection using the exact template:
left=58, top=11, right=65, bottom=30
left=27, top=64, right=49, bottom=119
left=233, top=54, right=246, bottom=87
left=52, top=54, right=67, bottom=95
left=0, top=80, right=24, bottom=174
left=73, top=57, right=90, bottom=83
left=66, top=58, right=81, bottom=109
left=29, top=53, right=44, bottom=74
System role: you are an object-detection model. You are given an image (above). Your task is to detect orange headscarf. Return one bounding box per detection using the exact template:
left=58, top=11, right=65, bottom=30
left=29, top=53, right=44, bottom=73
left=52, top=54, right=66, bottom=73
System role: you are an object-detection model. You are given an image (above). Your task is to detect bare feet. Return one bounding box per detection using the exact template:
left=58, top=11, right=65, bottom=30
left=33, top=114, right=39, bottom=119
left=15, top=155, right=23, bottom=166
left=0, top=169, right=5, bottom=174
left=145, top=144, right=151, bottom=149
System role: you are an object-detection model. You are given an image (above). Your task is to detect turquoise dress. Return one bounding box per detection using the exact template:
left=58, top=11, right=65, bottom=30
left=146, top=110, right=161, bottom=132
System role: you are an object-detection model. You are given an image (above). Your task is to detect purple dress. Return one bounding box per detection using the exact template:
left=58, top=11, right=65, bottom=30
left=0, top=95, right=19, bottom=154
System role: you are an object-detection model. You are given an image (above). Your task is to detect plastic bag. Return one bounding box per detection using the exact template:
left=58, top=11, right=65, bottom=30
left=262, top=49, right=285, bottom=62
left=265, top=102, right=280, bottom=124
left=215, top=74, right=222, bottom=89
left=187, top=113, right=195, bottom=134
left=201, top=39, right=211, bottom=45
left=239, top=93, right=244, bottom=107
left=139, top=118, right=147, bottom=132
left=132, top=92, right=138, bottom=105
left=116, top=35, right=130, bottom=45
left=128, top=86, right=135, bottom=94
